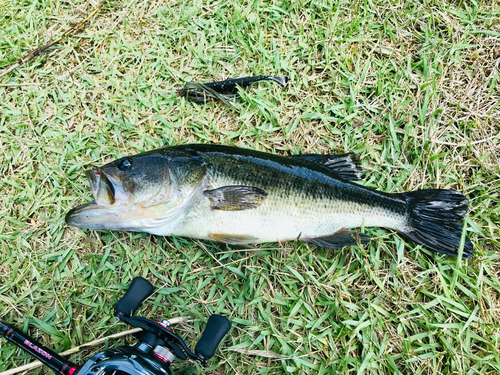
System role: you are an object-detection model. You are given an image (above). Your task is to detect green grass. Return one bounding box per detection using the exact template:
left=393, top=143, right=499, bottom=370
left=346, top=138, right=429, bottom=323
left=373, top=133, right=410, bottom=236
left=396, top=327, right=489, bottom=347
left=1, top=0, right=499, bottom=374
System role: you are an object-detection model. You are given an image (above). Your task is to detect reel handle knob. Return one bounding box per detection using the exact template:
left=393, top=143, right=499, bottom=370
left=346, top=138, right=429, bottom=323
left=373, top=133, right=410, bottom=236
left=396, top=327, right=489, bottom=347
left=195, top=314, right=231, bottom=360
left=115, top=277, right=154, bottom=317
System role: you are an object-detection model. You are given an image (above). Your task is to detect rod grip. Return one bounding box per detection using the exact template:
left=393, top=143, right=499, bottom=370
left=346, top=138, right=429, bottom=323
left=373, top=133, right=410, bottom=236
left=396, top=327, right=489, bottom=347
left=195, top=315, right=231, bottom=360
left=1, top=321, right=78, bottom=375
left=115, top=277, right=154, bottom=317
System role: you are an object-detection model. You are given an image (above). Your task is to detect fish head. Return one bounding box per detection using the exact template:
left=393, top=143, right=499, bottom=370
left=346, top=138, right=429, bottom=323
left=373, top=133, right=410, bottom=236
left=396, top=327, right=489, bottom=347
left=95, top=154, right=173, bottom=207
left=66, top=152, right=178, bottom=231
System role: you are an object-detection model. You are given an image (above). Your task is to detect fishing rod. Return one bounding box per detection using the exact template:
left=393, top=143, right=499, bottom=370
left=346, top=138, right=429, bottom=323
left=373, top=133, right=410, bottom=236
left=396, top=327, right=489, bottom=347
left=0, top=277, right=231, bottom=375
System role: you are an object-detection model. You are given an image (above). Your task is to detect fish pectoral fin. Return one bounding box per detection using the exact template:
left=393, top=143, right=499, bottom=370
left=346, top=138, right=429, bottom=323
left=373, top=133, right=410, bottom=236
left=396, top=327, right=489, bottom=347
left=203, top=185, right=267, bottom=211
left=209, top=233, right=258, bottom=245
left=291, top=153, right=365, bottom=181
left=303, top=229, right=371, bottom=249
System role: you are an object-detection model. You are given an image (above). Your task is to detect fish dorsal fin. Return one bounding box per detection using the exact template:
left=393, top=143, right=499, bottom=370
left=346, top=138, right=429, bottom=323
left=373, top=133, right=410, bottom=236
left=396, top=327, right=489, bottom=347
left=203, top=186, right=268, bottom=211
left=302, top=229, right=371, bottom=248
left=209, top=233, right=258, bottom=245
left=291, top=153, right=365, bottom=181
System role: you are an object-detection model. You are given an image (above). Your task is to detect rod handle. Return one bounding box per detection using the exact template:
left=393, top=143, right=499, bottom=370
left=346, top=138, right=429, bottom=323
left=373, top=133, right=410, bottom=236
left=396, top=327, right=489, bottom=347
left=0, top=321, right=78, bottom=375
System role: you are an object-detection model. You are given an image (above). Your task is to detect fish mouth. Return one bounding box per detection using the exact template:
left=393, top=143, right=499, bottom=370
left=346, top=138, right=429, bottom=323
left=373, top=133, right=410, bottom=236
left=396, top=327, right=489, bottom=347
left=65, top=199, right=153, bottom=230
left=65, top=168, right=131, bottom=230
left=66, top=201, right=118, bottom=229
left=86, top=168, right=116, bottom=206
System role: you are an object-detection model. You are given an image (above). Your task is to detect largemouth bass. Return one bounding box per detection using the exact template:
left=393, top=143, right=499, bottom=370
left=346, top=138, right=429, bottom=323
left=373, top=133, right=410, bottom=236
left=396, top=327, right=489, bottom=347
left=66, top=144, right=473, bottom=258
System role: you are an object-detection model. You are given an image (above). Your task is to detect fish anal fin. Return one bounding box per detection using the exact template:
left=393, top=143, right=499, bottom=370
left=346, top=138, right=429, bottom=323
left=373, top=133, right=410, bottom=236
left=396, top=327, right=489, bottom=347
left=303, top=229, right=371, bottom=249
left=209, top=233, right=258, bottom=245
left=291, top=153, right=365, bottom=181
left=203, top=185, right=267, bottom=211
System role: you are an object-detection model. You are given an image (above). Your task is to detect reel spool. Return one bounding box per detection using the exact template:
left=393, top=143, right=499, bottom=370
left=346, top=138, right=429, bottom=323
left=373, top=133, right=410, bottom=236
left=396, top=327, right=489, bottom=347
left=1, top=277, right=231, bottom=375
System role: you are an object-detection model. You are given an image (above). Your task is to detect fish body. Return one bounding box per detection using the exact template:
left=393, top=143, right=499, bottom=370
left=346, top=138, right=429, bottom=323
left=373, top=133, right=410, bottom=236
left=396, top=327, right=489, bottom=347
left=66, top=144, right=473, bottom=258
left=177, top=76, right=288, bottom=104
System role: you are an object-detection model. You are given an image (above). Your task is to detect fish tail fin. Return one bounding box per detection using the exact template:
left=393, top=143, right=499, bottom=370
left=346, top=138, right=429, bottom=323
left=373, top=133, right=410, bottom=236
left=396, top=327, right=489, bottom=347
left=399, top=189, right=473, bottom=258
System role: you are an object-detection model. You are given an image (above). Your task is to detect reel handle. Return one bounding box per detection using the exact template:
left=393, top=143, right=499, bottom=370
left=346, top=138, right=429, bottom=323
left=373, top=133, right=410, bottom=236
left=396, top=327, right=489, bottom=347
left=195, top=314, right=231, bottom=360
left=115, top=277, right=154, bottom=317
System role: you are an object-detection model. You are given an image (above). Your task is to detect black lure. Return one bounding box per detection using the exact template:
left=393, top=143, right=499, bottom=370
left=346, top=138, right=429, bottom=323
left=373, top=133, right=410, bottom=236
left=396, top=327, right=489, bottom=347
left=177, top=76, right=288, bottom=105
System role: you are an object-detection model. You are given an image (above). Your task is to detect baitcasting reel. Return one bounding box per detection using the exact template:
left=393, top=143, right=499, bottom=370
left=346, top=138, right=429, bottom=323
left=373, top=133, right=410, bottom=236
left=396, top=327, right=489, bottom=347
left=0, top=277, right=231, bottom=375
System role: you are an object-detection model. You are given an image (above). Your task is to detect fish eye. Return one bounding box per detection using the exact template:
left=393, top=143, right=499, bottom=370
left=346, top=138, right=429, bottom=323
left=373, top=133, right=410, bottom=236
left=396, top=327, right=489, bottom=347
left=118, top=157, right=133, bottom=171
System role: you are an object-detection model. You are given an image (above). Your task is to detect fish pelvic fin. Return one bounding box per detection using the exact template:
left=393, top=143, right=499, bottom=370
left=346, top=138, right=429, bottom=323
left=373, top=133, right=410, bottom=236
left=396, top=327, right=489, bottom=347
left=203, top=185, right=268, bottom=211
left=302, top=229, right=371, bottom=249
left=209, top=233, right=258, bottom=245
left=291, top=153, right=365, bottom=181
left=399, top=189, right=473, bottom=258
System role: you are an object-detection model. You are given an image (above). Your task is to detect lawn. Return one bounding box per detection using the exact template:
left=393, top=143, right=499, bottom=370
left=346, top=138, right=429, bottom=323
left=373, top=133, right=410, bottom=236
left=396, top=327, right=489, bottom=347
left=0, top=0, right=499, bottom=374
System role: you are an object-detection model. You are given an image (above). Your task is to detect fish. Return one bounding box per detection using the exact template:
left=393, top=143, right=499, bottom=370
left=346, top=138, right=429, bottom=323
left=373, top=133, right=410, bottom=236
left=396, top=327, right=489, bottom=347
left=66, top=144, right=473, bottom=258
left=177, top=76, right=288, bottom=104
